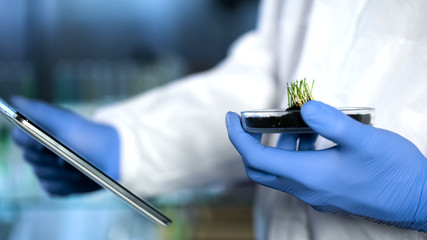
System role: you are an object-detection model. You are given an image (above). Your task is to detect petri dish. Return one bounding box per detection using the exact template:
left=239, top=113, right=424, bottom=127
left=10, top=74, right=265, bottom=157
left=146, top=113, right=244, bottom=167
left=241, top=107, right=375, bottom=133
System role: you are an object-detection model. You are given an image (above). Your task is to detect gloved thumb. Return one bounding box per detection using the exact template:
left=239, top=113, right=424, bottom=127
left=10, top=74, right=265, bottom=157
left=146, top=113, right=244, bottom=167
left=11, top=96, right=120, bottom=180
left=10, top=96, right=101, bottom=155
left=301, top=101, right=371, bottom=147
left=11, top=96, right=87, bottom=135
left=226, top=111, right=264, bottom=160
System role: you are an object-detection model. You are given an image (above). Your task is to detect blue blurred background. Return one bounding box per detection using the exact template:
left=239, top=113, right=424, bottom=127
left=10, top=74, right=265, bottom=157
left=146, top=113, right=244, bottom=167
left=0, top=0, right=259, bottom=239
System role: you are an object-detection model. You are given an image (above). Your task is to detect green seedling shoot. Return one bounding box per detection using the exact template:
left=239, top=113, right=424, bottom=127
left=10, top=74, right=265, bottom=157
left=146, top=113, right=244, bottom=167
left=287, top=78, right=315, bottom=109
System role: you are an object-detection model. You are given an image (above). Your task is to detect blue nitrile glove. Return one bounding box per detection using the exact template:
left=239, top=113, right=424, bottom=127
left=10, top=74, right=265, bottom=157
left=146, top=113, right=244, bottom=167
left=226, top=101, right=427, bottom=231
left=11, top=96, right=120, bottom=196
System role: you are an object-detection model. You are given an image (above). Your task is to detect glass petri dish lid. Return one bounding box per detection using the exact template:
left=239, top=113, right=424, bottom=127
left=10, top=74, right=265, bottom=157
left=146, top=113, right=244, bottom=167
left=241, top=107, right=375, bottom=133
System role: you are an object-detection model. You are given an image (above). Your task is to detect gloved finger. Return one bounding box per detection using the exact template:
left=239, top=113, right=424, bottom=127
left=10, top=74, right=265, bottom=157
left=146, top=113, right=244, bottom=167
left=32, top=164, right=85, bottom=182
left=227, top=111, right=336, bottom=187
left=246, top=167, right=305, bottom=196
left=277, top=134, right=298, bottom=150
left=10, top=96, right=87, bottom=140
left=301, top=101, right=372, bottom=148
left=12, top=128, right=45, bottom=151
left=276, top=133, right=317, bottom=151
left=298, top=133, right=318, bottom=151
left=10, top=96, right=107, bottom=163
left=250, top=132, right=263, bottom=142
left=227, top=112, right=330, bottom=182
left=245, top=167, right=278, bottom=184
left=312, top=205, right=346, bottom=214
left=247, top=147, right=334, bottom=184
left=226, top=112, right=265, bottom=159
left=40, top=179, right=101, bottom=196
left=23, top=148, right=60, bottom=165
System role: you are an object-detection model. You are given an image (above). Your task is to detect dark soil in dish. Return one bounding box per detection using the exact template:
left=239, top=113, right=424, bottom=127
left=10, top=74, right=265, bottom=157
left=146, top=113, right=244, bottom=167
left=244, top=111, right=371, bottom=129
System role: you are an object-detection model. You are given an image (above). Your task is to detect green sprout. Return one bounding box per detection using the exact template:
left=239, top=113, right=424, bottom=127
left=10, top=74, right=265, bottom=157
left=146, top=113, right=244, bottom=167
left=287, top=78, right=315, bottom=109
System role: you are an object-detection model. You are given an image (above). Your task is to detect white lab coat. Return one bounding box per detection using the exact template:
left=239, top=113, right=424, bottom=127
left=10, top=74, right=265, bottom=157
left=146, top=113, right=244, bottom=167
left=95, top=0, right=427, bottom=239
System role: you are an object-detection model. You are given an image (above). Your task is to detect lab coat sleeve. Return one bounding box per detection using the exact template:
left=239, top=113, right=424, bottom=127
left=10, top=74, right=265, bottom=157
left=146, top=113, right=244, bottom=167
left=93, top=31, right=276, bottom=197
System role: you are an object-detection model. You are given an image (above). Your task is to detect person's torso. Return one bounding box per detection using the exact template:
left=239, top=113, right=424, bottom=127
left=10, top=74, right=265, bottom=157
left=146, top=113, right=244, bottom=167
left=255, top=0, right=427, bottom=239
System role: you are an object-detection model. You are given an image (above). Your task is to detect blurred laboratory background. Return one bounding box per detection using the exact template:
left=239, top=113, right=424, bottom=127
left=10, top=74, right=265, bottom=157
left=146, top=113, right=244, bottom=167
left=0, top=0, right=259, bottom=239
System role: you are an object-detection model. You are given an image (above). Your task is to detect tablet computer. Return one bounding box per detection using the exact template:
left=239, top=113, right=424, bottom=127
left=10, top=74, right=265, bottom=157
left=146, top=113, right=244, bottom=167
left=0, top=98, right=172, bottom=227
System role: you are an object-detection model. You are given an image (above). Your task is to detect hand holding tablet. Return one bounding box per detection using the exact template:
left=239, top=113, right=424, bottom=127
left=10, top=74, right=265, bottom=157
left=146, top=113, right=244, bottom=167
left=11, top=96, right=119, bottom=195
left=0, top=97, right=172, bottom=227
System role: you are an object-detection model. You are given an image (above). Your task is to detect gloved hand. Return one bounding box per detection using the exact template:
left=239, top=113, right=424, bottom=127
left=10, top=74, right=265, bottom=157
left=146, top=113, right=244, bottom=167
left=226, top=101, right=427, bottom=231
left=11, top=96, right=120, bottom=196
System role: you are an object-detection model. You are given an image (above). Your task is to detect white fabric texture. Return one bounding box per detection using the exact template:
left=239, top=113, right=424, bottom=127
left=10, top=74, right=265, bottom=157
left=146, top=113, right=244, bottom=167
left=95, top=0, right=427, bottom=239
left=94, top=31, right=276, bottom=197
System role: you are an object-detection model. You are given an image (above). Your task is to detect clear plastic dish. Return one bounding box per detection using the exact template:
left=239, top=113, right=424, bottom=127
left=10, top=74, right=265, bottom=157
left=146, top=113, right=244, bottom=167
left=241, top=107, right=375, bottom=133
